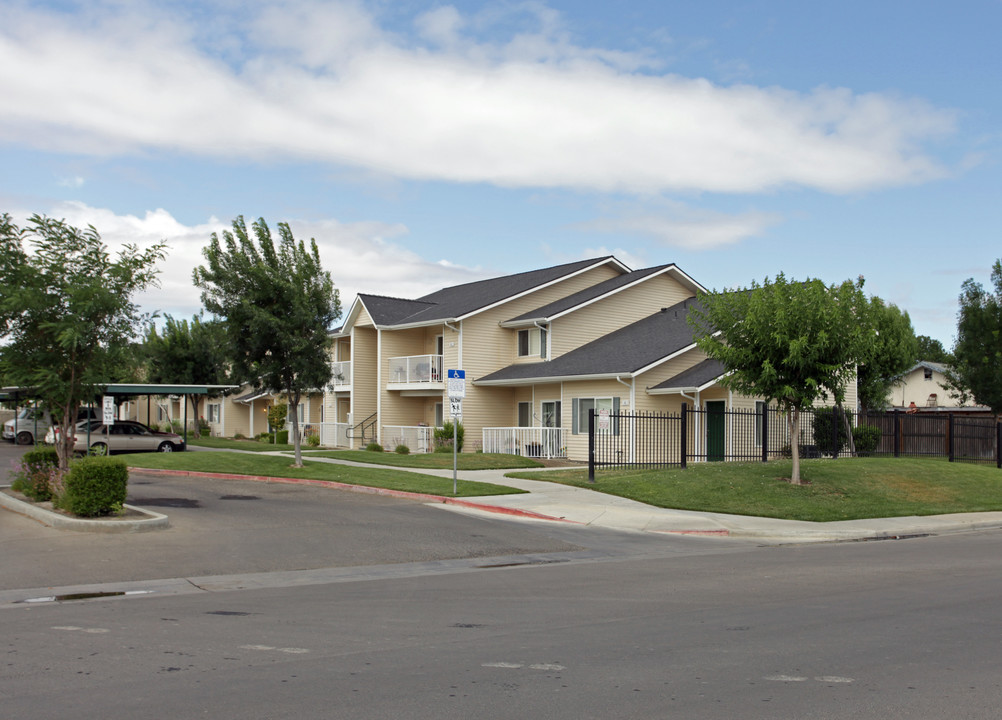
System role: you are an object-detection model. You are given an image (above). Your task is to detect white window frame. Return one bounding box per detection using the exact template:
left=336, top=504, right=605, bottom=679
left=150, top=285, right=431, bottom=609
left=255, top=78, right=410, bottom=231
left=517, top=328, right=547, bottom=359
left=207, top=402, right=221, bottom=424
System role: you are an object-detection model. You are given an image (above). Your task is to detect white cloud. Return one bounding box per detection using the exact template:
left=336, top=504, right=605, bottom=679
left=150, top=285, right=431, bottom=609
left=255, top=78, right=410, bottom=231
left=576, top=206, right=782, bottom=249
left=0, top=1, right=955, bottom=195
left=57, top=176, right=85, bottom=188
left=12, top=202, right=491, bottom=324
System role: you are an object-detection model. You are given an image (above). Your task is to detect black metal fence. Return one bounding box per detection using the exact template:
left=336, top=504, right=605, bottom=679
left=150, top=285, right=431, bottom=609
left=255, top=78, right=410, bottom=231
left=587, top=405, right=1002, bottom=480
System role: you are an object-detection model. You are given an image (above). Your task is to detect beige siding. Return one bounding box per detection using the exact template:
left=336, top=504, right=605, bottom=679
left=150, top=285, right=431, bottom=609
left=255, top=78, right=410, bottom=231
left=459, top=266, right=621, bottom=448
left=551, top=275, right=694, bottom=358
left=351, top=326, right=378, bottom=448
left=892, top=367, right=958, bottom=408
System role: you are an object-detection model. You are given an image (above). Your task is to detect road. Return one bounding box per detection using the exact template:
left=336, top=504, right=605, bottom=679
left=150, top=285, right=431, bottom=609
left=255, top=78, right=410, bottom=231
left=3, top=444, right=1002, bottom=718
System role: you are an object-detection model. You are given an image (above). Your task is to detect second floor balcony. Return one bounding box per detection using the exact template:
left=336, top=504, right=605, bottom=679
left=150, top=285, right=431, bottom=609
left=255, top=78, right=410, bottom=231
left=388, top=354, right=444, bottom=388
left=330, top=361, right=352, bottom=388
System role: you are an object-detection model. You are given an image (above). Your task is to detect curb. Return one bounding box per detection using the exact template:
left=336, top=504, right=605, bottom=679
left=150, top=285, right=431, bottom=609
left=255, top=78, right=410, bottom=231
left=129, top=467, right=579, bottom=524
left=0, top=487, right=169, bottom=533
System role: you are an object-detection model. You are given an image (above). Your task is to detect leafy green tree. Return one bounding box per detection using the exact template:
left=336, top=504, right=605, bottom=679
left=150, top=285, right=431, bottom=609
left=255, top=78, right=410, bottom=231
left=916, top=335, right=952, bottom=364
left=143, top=314, right=230, bottom=437
left=0, top=214, right=166, bottom=471
left=193, top=216, right=341, bottom=466
left=948, top=260, right=1002, bottom=419
left=689, top=274, right=870, bottom=484
left=856, top=298, right=918, bottom=412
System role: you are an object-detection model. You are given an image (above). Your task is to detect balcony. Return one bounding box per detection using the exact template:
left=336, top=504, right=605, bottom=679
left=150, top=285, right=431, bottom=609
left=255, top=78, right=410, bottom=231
left=387, top=354, right=444, bottom=390
left=330, top=361, right=352, bottom=388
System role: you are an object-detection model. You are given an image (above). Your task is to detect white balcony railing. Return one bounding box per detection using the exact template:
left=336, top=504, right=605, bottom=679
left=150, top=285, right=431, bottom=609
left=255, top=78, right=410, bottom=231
left=330, top=361, right=352, bottom=388
left=383, top=425, right=439, bottom=453
left=285, top=421, right=352, bottom=448
left=387, top=355, right=443, bottom=385
left=482, top=427, right=567, bottom=459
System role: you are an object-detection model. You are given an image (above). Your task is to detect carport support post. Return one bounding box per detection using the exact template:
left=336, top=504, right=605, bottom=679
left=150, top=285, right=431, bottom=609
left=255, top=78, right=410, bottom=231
left=183, top=395, right=189, bottom=448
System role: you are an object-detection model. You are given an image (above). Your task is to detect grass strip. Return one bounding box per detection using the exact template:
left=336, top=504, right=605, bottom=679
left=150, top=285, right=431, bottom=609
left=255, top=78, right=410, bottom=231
left=187, top=437, right=297, bottom=452
left=507, top=457, right=1002, bottom=522
left=125, top=451, right=524, bottom=497
left=299, top=450, right=545, bottom=471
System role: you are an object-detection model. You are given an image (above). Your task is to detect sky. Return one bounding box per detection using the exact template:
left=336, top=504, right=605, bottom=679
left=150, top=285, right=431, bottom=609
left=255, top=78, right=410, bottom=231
left=1, top=0, right=1000, bottom=348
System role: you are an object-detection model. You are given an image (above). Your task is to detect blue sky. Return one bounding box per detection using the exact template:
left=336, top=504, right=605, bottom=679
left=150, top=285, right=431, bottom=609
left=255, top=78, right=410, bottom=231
left=2, top=0, right=1000, bottom=348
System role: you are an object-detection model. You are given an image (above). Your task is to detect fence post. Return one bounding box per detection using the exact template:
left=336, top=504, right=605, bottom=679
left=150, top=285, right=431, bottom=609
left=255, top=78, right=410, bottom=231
left=761, top=405, right=769, bottom=463
left=680, top=403, right=688, bottom=470
left=587, top=408, right=595, bottom=483
left=948, top=413, right=955, bottom=463
left=894, top=410, right=901, bottom=458
left=997, top=420, right=1001, bottom=470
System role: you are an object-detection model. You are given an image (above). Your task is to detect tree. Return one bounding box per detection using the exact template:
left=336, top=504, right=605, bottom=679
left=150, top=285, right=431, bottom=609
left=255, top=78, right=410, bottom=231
left=688, top=274, right=870, bottom=484
left=856, top=298, right=918, bottom=412
left=948, top=260, right=1002, bottom=419
left=916, top=335, right=952, bottom=364
left=0, top=213, right=166, bottom=471
left=193, top=216, right=341, bottom=466
left=143, top=314, right=230, bottom=437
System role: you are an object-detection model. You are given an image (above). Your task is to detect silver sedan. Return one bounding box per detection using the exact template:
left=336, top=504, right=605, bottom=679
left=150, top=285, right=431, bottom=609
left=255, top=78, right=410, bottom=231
left=48, top=420, right=185, bottom=454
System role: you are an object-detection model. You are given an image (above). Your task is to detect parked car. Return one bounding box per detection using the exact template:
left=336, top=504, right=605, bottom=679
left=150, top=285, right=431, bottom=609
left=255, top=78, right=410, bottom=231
left=3, top=407, right=99, bottom=446
left=47, top=420, right=185, bottom=454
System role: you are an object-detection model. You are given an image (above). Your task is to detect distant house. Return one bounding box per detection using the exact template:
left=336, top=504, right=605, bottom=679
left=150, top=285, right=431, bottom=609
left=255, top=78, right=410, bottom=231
left=320, top=256, right=858, bottom=461
left=890, top=361, right=969, bottom=409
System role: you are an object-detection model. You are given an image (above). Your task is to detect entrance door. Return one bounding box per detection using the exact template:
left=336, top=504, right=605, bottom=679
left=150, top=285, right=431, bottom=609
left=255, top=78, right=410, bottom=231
left=706, top=401, right=725, bottom=462
left=541, top=401, right=561, bottom=457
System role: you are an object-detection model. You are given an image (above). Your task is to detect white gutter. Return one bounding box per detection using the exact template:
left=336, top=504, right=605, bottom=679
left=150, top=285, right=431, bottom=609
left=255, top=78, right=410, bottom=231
left=679, top=389, right=701, bottom=459
left=616, top=375, right=636, bottom=462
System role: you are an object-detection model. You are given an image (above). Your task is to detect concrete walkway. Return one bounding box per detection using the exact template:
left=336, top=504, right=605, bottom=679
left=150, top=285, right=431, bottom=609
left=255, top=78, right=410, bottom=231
left=256, top=453, right=1002, bottom=543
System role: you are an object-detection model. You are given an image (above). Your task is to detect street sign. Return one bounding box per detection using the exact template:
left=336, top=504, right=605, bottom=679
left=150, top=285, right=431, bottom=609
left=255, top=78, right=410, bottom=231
left=102, top=395, right=115, bottom=425
left=447, top=369, right=466, bottom=399
left=450, top=398, right=462, bottom=417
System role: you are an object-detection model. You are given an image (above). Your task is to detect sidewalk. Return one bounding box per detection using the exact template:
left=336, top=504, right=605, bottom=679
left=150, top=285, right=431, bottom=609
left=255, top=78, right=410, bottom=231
left=255, top=454, right=1002, bottom=543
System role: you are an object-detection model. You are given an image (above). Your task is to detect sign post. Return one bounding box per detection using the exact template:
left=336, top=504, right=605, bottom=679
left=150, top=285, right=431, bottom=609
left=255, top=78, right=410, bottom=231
left=447, top=370, right=466, bottom=495
left=102, top=395, right=115, bottom=455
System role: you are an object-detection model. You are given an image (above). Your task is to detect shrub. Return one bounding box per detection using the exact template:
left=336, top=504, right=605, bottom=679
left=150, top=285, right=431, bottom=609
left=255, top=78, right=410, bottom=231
left=813, top=407, right=852, bottom=458
left=434, top=421, right=464, bottom=452
left=268, top=403, right=288, bottom=432
left=365, top=442, right=384, bottom=452
left=306, top=433, right=321, bottom=447
left=11, top=447, right=60, bottom=502
left=234, top=433, right=247, bottom=440
left=394, top=444, right=410, bottom=454
left=58, top=456, right=128, bottom=517
left=853, top=425, right=883, bottom=455
left=275, top=429, right=289, bottom=444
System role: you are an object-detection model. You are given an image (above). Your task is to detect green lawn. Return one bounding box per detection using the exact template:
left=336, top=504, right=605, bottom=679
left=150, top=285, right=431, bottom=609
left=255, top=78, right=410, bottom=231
left=124, top=451, right=524, bottom=497
left=186, top=436, right=297, bottom=452
left=507, top=457, right=1002, bottom=522
left=299, top=449, right=545, bottom=471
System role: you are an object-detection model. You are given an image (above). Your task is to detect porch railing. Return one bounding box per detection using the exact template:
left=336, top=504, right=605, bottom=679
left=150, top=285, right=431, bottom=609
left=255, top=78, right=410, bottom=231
left=387, top=355, right=443, bottom=385
left=330, top=361, right=352, bottom=388
left=483, top=427, right=567, bottom=458
left=286, top=421, right=353, bottom=448
left=383, top=425, right=438, bottom=453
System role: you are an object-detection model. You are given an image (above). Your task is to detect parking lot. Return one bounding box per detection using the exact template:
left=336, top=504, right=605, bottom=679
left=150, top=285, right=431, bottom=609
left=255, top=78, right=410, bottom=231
left=0, top=441, right=580, bottom=591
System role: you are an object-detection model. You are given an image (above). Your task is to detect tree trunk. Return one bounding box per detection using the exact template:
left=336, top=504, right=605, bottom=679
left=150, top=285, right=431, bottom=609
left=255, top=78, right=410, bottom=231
left=190, top=396, right=202, bottom=439
left=289, top=391, right=303, bottom=468
left=789, top=407, right=803, bottom=484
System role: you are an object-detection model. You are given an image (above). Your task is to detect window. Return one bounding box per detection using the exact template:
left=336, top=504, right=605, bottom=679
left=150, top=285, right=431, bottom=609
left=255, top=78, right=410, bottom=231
left=517, top=327, right=547, bottom=358
left=924, top=368, right=933, bottom=380
left=571, top=397, right=619, bottom=435
left=434, top=403, right=443, bottom=427
left=207, top=403, right=221, bottom=424
left=518, top=402, right=532, bottom=427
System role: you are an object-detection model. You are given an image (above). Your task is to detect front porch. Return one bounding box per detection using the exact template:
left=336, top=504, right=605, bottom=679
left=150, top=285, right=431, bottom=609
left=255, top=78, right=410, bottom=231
left=482, top=427, right=567, bottom=459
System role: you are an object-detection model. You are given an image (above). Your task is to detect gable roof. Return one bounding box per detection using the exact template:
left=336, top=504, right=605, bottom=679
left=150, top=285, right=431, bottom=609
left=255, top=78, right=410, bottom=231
left=339, top=256, right=630, bottom=331
left=648, top=358, right=727, bottom=394
left=500, top=264, right=704, bottom=326
left=476, top=298, right=704, bottom=385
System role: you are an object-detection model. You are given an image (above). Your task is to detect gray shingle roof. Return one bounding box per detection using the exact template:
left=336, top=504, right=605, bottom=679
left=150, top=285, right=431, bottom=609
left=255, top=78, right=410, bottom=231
left=357, top=257, right=622, bottom=327
left=476, top=298, right=704, bottom=384
left=649, top=358, right=726, bottom=392
left=504, top=265, right=674, bottom=324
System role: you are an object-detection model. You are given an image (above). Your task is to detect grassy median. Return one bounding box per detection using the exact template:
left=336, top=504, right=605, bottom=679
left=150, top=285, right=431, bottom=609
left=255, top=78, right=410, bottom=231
left=124, top=451, right=524, bottom=497
left=508, top=457, right=1002, bottom=522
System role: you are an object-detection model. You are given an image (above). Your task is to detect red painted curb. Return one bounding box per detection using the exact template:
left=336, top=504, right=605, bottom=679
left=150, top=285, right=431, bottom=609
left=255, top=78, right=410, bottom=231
left=128, top=467, right=579, bottom=524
